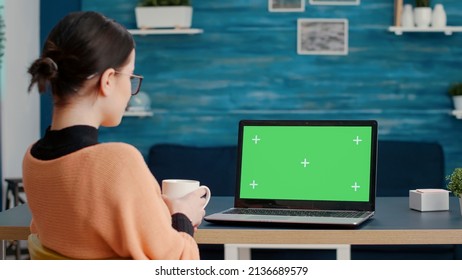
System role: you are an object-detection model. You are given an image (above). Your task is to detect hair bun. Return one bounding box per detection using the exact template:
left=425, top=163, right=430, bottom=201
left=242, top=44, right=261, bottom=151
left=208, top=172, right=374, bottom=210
left=29, top=57, right=59, bottom=80
left=27, top=57, right=59, bottom=92
left=44, top=57, right=58, bottom=72
left=41, top=57, right=59, bottom=79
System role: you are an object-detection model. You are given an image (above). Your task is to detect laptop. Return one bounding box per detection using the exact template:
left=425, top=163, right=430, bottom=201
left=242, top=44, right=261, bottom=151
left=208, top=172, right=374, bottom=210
left=204, top=120, right=378, bottom=227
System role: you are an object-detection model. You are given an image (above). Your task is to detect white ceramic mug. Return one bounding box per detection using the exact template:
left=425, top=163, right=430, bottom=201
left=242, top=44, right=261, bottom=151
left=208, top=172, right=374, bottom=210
left=162, top=179, right=211, bottom=208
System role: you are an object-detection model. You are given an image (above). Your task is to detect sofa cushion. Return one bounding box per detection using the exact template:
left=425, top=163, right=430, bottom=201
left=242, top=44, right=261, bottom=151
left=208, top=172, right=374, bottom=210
left=147, top=141, right=446, bottom=197
left=147, top=144, right=237, bottom=196
left=376, top=141, right=445, bottom=196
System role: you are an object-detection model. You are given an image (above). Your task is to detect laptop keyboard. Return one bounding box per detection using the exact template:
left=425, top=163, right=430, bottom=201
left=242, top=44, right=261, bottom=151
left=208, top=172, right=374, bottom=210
left=223, top=208, right=366, bottom=218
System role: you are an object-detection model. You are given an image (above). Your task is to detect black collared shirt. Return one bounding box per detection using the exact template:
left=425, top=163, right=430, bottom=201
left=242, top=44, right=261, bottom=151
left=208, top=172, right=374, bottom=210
left=31, top=125, right=99, bottom=160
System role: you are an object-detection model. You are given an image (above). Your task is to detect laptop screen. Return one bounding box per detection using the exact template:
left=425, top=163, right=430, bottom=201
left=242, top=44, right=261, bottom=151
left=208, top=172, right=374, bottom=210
left=235, top=120, right=378, bottom=210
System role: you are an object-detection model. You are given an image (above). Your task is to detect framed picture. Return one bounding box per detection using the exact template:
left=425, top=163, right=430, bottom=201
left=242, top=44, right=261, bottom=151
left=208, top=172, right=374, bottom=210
left=297, top=19, right=348, bottom=55
left=309, top=0, right=360, bottom=5
left=269, top=0, right=305, bottom=12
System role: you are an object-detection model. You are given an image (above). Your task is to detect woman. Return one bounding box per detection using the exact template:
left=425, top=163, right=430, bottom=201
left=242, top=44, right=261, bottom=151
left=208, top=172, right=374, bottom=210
left=23, top=11, right=206, bottom=260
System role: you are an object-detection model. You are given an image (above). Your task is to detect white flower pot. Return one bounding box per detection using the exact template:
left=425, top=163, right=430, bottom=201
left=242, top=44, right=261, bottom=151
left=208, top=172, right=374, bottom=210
left=453, top=96, right=462, bottom=110
left=431, top=4, right=447, bottom=28
left=459, top=197, right=462, bottom=215
left=414, top=7, right=432, bottom=28
left=401, top=4, right=414, bottom=28
left=135, top=6, right=192, bottom=29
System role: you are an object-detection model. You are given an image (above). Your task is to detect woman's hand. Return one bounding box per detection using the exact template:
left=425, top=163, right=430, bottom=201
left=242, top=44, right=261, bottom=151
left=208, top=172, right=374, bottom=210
left=162, top=188, right=207, bottom=228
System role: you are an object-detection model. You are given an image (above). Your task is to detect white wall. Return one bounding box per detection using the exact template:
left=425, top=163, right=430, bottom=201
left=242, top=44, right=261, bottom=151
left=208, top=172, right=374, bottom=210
left=1, top=0, right=40, bottom=202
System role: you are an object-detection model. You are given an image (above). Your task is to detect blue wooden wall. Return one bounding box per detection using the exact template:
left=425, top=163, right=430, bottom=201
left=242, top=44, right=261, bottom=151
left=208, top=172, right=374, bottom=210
left=40, top=0, right=82, bottom=131
left=55, top=0, right=462, bottom=178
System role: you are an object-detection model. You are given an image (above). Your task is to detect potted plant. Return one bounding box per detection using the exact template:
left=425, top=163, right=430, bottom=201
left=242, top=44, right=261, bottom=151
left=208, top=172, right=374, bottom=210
left=414, top=0, right=432, bottom=28
left=449, top=83, right=462, bottom=110
left=0, top=5, right=5, bottom=61
left=135, top=0, right=193, bottom=29
left=446, top=168, right=462, bottom=215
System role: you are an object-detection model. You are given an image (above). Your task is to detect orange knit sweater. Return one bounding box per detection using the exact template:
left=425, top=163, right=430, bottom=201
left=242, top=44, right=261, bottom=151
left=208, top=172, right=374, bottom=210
left=22, top=142, right=200, bottom=260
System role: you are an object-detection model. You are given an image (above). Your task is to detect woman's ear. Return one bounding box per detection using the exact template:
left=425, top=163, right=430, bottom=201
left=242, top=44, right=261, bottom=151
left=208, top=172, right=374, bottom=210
left=98, top=68, right=116, bottom=97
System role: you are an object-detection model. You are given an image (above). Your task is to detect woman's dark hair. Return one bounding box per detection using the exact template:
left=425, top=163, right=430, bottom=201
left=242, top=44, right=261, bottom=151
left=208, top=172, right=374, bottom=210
left=28, top=11, right=135, bottom=104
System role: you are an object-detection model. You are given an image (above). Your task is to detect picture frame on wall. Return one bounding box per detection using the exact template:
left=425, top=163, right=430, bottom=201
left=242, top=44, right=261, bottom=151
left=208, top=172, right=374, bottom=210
left=309, top=0, right=360, bottom=5
left=269, top=0, right=305, bottom=12
left=297, top=19, right=348, bottom=55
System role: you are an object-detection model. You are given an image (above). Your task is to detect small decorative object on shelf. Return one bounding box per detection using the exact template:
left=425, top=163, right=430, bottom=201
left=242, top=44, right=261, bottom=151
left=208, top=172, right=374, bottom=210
left=401, top=4, right=414, bottom=28
left=128, top=91, right=151, bottom=111
left=431, top=3, right=446, bottom=28
left=448, top=83, right=462, bottom=111
left=125, top=91, right=153, bottom=117
left=414, top=0, right=432, bottom=28
left=135, top=0, right=193, bottom=29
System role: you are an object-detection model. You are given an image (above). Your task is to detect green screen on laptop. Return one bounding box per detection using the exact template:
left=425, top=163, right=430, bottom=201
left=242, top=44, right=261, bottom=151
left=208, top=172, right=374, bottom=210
left=239, top=124, right=374, bottom=202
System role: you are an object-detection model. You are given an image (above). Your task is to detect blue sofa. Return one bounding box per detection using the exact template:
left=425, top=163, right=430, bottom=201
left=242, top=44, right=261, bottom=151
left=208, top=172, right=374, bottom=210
left=147, top=140, right=461, bottom=260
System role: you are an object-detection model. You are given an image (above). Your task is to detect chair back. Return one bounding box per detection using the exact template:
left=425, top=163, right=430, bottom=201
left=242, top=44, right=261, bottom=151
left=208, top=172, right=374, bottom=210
left=28, top=234, right=72, bottom=260
left=28, top=234, right=132, bottom=260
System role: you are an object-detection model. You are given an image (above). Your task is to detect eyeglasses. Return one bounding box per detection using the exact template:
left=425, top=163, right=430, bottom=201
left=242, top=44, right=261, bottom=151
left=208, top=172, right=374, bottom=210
left=114, top=71, right=144, bottom=96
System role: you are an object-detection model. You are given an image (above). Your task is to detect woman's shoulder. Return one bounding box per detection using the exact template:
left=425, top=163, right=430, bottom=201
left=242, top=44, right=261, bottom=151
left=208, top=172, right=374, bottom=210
left=96, top=142, right=140, bottom=153
left=88, top=142, right=145, bottom=162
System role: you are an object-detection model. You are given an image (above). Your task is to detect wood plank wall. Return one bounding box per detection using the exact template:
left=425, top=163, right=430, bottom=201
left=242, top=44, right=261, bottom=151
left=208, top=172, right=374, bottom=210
left=77, top=0, right=462, bottom=177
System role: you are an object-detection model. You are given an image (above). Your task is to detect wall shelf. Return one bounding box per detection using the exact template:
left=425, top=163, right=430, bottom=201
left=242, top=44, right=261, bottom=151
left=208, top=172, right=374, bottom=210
left=388, top=26, right=462, bottom=36
left=128, top=28, right=203, bottom=35
left=452, top=110, right=462, bottom=119
left=391, top=1, right=462, bottom=35
left=123, top=110, right=154, bottom=117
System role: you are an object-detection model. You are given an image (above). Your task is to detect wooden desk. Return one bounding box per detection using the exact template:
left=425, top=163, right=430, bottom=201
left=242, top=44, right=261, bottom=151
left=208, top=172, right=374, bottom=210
left=196, top=197, right=462, bottom=245
left=1, top=197, right=461, bottom=259
left=0, top=204, right=31, bottom=259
